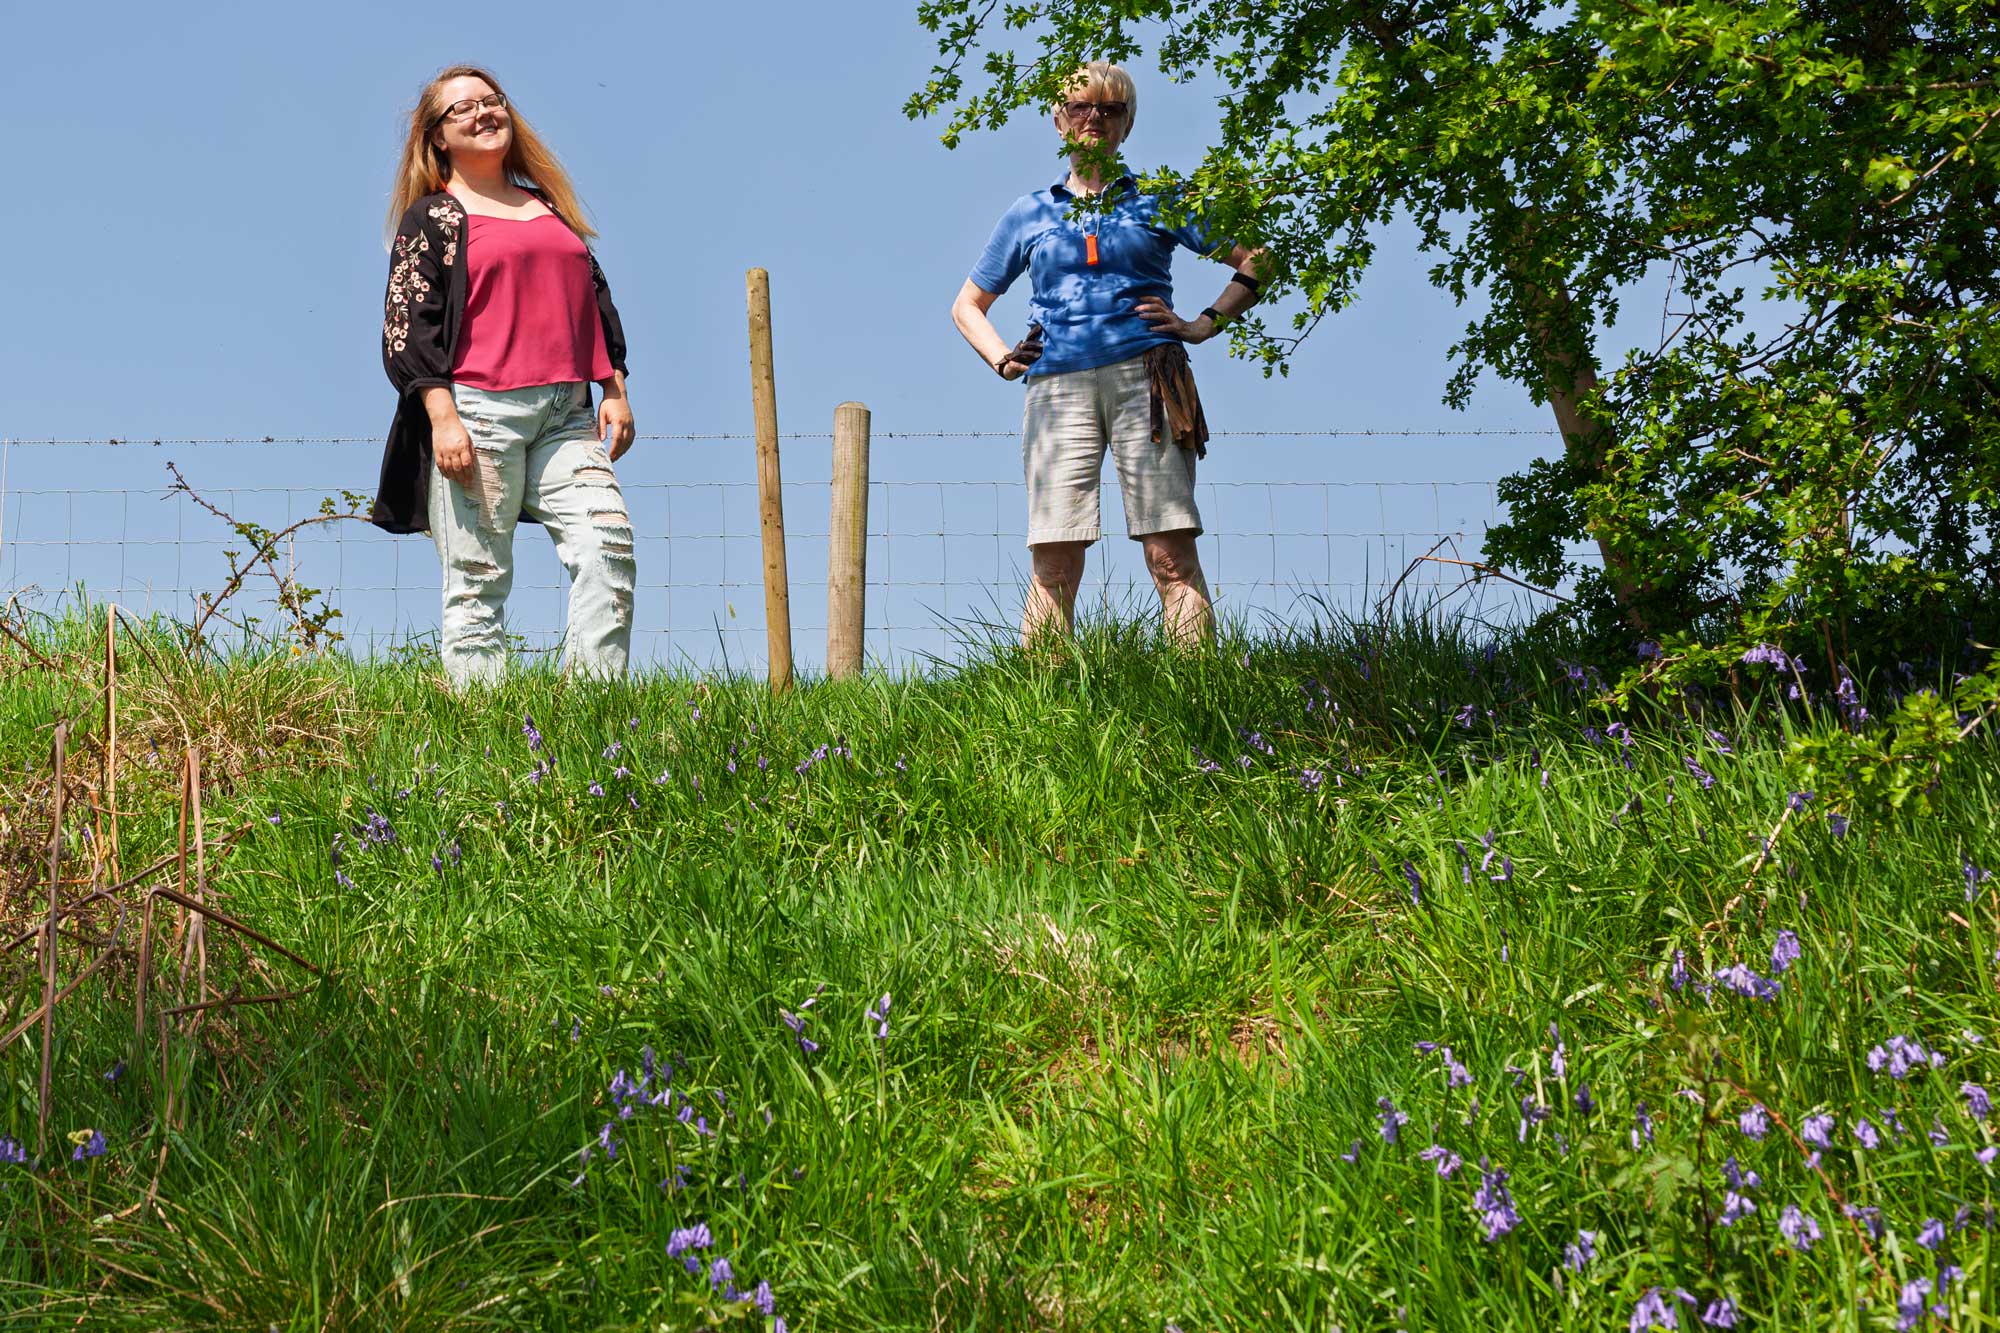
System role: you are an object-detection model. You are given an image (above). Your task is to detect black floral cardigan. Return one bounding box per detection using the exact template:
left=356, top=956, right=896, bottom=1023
left=372, top=191, right=629, bottom=534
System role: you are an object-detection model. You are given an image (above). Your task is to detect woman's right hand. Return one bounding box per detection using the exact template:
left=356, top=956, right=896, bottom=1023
left=432, top=414, right=476, bottom=488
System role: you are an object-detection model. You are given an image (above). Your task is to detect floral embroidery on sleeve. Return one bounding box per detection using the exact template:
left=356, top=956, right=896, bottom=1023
left=428, top=200, right=462, bottom=267
left=383, top=231, right=431, bottom=356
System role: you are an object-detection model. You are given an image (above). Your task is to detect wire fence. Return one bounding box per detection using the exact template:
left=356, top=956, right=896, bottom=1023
left=0, top=430, right=1597, bottom=670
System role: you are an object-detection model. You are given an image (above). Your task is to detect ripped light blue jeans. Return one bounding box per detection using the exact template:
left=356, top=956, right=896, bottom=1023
left=428, top=382, right=636, bottom=687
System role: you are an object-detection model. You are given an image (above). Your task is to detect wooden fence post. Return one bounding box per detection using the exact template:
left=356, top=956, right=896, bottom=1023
left=827, top=402, right=870, bottom=679
left=746, top=268, right=793, bottom=691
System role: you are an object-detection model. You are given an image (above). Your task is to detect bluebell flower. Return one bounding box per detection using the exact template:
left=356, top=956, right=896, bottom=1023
left=522, top=715, right=544, bottom=752
left=1829, top=811, right=1850, bottom=838
left=866, top=992, right=891, bottom=1040
left=1965, top=1083, right=1992, bottom=1120
left=1897, top=1275, right=1937, bottom=1331
left=1787, top=790, right=1814, bottom=812
left=1473, top=1159, right=1519, bottom=1241
left=1835, top=666, right=1868, bottom=726
left=1845, top=1203, right=1885, bottom=1238
left=1574, top=1083, right=1596, bottom=1115
left=1917, top=1217, right=1946, bottom=1250
left=1868, top=1034, right=1942, bottom=1079
left=1442, top=1048, right=1473, bottom=1089
left=1339, top=1139, right=1361, bottom=1163
left=1490, top=856, right=1513, bottom=883
left=103, top=1060, right=125, bottom=1083
left=1632, top=1102, right=1655, bottom=1149
left=1717, top=1190, right=1756, bottom=1226
left=1629, top=1286, right=1677, bottom=1330
left=1563, top=1230, right=1595, bottom=1272
left=1740, top=643, right=1793, bottom=671
left=1930, top=1118, right=1950, bottom=1147
left=1964, top=857, right=1992, bottom=901
left=1739, top=1104, right=1770, bottom=1141
left=1518, top=1095, right=1552, bottom=1141
left=1670, top=951, right=1689, bottom=991
left=1700, top=1297, right=1738, bottom=1328
left=1801, top=1112, right=1835, bottom=1149
left=267, top=812, right=282, bottom=826
left=70, top=1129, right=106, bottom=1161
left=1298, top=768, right=1325, bottom=791
left=665, top=1221, right=712, bottom=1257
left=708, top=1256, right=734, bottom=1288
left=1978, top=1146, right=1997, bottom=1167
left=1940, top=1265, right=1966, bottom=1292
left=1684, top=756, right=1716, bottom=790
left=1714, top=963, right=1781, bottom=1001
left=1479, top=828, right=1499, bottom=872
left=1401, top=861, right=1423, bottom=906
left=1722, top=1155, right=1760, bottom=1191
left=1770, top=930, right=1801, bottom=975
left=1417, top=1143, right=1463, bottom=1178
left=1637, top=640, right=1661, bottom=660
left=0, top=1136, right=26, bottom=1165
left=1779, top=1204, right=1821, bottom=1251
left=1853, top=1117, right=1882, bottom=1149
left=1376, top=1097, right=1408, bottom=1145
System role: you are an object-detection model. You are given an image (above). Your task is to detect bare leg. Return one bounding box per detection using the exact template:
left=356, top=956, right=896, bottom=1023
left=1142, top=529, right=1214, bottom=649
left=1023, top=541, right=1088, bottom=648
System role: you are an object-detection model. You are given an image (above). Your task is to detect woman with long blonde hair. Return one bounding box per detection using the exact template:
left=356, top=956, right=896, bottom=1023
left=373, top=65, right=638, bottom=686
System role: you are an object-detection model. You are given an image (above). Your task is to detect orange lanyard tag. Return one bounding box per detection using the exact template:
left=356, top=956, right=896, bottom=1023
left=1084, top=233, right=1100, bottom=267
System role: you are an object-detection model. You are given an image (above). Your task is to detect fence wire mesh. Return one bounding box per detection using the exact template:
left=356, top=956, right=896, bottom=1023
left=0, top=430, right=1597, bottom=670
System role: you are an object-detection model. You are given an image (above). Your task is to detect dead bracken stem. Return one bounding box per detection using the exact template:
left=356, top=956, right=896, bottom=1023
left=37, top=722, right=67, bottom=1157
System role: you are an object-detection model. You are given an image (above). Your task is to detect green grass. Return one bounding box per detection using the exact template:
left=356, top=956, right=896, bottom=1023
left=2, top=612, right=1997, bottom=1330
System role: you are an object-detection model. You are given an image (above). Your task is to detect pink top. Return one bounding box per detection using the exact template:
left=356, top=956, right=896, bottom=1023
left=450, top=211, right=613, bottom=391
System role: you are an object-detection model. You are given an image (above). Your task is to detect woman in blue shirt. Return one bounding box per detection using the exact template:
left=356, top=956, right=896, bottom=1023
left=951, top=60, right=1266, bottom=649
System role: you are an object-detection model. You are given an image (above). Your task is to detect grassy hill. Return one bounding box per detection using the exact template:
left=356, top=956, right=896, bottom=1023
left=2, top=614, right=1994, bottom=1330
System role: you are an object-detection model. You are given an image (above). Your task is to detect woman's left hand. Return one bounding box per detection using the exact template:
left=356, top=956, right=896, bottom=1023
left=598, top=392, right=636, bottom=461
left=1135, top=298, right=1211, bottom=343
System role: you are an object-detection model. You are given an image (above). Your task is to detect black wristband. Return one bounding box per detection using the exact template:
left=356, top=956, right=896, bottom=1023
left=1229, top=272, right=1262, bottom=295
left=1200, top=306, right=1225, bottom=328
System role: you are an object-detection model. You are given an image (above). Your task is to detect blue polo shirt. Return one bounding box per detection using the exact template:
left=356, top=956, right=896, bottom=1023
left=969, top=174, right=1222, bottom=377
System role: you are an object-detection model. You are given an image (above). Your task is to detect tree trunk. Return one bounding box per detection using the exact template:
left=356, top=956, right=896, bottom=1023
left=1501, top=211, right=1653, bottom=631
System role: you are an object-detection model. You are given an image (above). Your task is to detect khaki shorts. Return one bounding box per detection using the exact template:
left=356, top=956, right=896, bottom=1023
left=1021, top=353, right=1202, bottom=546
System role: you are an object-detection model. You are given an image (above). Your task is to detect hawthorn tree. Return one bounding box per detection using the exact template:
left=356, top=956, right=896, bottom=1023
left=907, top=1, right=2000, bottom=680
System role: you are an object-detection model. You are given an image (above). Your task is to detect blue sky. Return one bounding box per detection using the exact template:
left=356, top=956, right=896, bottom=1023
left=1, top=1, right=1642, bottom=666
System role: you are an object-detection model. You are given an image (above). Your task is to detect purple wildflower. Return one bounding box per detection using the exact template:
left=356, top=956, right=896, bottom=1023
left=1298, top=768, right=1325, bottom=791
left=1490, top=856, right=1514, bottom=883
left=1518, top=1095, right=1552, bottom=1141
left=1739, top=1103, right=1770, bottom=1141
left=1787, top=790, right=1814, bottom=812
left=1376, top=1097, right=1408, bottom=1145
left=1723, top=1155, right=1761, bottom=1191
left=1897, top=1276, right=1936, bottom=1331
left=1401, top=861, right=1424, bottom=906
left=1714, top=963, right=1781, bottom=1000
left=1563, top=1230, right=1596, bottom=1272
left=1441, top=1048, right=1473, bottom=1088
left=866, top=992, right=891, bottom=1040
left=708, top=1256, right=734, bottom=1288
left=1801, top=1112, right=1836, bottom=1149
left=1853, top=1117, right=1882, bottom=1149
left=1700, top=1297, right=1738, bottom=1328
left=1630, top=1287, right=1678, bottom=1331
left=1418, top=1144, right=1463, bottom=1178
left=1549, top=1023, right=1567, bottom=1079
left=0, top=1137, right=26, bottom=1166
left=1845, top=1203, right=1885, bottom=1238
left=1670, top=950, right=1689, bottom=992
left=522, top=714, right=544, bottom=752
left=1575, top=1082, right=1596, bottom=1115
left=1637, top=640, right=1661, bottom=660
left=1718, top=1190, right=1756, bottom=1226
left=666, top=1221, right=712, bottom=1258
left=1339, top=1139, right=1361, bottom=1163
left=1917, top=1217, right=1946, bottom=1251
left=1966, top=857, right=1993, bottom=901
left=1740, top=643, right=1792, bottom=670
left=1684, top=756, right=1716, bottom=790
left=1868, top=1034, right=1941, bottom=1079
left=1770, top=930, right=1801, bottom=975
left=1829, top=811, right=1850, bottom=838
left=1779, top=1204, right=1821, bottom=1251
left=1473, top=1159, right=1519, bottom=1241
left=1979, top=1146, right=1997, bottom=1167
left=1632, top=1102, right=1655, bottom=1149
left=1963, top=1083, right=1991, bottom=1120
left=70, top=1130, right=105, bottom=1161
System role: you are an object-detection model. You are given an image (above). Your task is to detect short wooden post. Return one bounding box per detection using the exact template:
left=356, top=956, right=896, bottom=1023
left=746, top=268, right=794, bottom=691
left=827, top=402, right=871, bottom=679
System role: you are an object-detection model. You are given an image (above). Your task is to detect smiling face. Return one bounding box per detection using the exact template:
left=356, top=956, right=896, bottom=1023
left=429, top=74, right=512, bottom=161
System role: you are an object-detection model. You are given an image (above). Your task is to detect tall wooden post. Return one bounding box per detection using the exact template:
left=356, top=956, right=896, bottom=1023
left=827, top=402, right=871, bottom=679
left=746, top=268, right=793, bottom=691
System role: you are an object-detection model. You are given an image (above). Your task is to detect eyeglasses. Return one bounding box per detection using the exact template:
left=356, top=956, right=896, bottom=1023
left=433, top=92, right=507, bottom=128
left=1063, top=100, right=1128, bottom=123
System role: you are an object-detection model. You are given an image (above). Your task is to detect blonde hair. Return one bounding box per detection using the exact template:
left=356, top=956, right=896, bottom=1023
left=1055, top=61, right=1138, bottom=134
left=385, top=65, right=597, bottom=243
